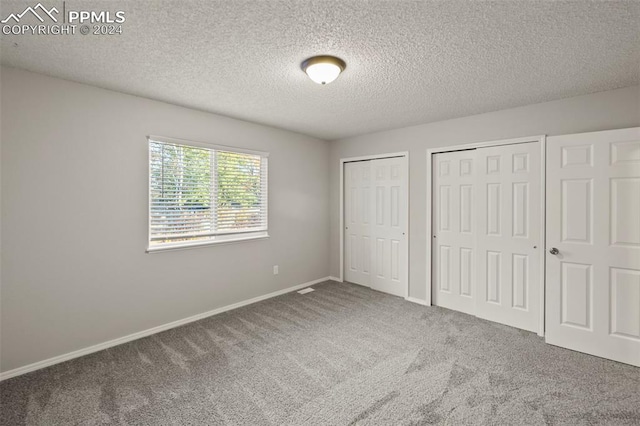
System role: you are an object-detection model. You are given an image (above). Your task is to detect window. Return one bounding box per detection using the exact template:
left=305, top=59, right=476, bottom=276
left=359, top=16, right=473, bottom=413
left=147, top=136, right=268, bottom=251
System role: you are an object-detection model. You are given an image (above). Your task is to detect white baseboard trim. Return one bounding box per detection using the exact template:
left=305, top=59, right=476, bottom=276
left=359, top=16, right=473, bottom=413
left=328, top=276, right=343, bottom=282
left=405, top=296, right=430, bottom=306
left=0, top=276, right=330, bottom=382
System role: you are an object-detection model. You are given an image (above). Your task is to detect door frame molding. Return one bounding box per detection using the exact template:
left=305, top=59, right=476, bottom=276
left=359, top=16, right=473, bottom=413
left=339, top=152, right=410, bottom=298
left=426, top=135, right=546, bottom=336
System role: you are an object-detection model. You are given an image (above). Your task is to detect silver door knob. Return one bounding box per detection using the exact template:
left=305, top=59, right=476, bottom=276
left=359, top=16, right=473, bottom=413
left=549, top=247, right=559, bottom=255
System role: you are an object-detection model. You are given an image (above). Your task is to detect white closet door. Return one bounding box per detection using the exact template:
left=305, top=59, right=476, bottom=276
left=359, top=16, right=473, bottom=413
left=476, top=142, right=541, bottom=333
left=546, top=127, right=640, bottom=366
left=370, top=157, right=408, bottom=297
left=432, top=150, right=477, bottom=315
left=344, top=161, right=372, bottom=287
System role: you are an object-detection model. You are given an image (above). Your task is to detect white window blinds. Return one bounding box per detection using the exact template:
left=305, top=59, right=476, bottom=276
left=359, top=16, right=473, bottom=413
left=148, top=137, right=268, bottom=249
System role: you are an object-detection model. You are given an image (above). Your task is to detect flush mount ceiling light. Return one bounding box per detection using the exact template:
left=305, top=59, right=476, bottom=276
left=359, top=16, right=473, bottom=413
left=301, top=55, right=346, bottom=85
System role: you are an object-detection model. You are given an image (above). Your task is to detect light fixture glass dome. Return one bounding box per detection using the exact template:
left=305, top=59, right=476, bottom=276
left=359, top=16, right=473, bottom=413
left=301, top=56, right=346, bottom=85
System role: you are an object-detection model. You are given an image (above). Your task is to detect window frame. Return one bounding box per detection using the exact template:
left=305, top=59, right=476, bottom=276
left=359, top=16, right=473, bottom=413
left=146, top=135, right=269, bottom=253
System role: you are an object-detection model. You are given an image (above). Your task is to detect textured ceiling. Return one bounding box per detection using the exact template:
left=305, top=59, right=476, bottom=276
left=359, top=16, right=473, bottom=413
left=1, top=1, right=639, bottom=140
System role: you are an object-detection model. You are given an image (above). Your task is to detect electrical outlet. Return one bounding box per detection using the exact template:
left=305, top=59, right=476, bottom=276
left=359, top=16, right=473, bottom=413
left=273, top=265, right=279, bottom=275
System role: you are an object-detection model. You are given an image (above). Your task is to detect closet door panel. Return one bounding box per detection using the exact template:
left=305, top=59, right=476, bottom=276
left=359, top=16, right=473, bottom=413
left=476, top=142, right=541, bottom=333
left=344, top=161, right=372, bottom=287
left=370, top=157, right=408, bottom=297
left=432, top=150, right=476, bottom=315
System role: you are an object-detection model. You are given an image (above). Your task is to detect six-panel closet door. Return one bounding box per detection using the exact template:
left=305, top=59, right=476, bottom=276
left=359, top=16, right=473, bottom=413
left=545, top=127, right=640, bottom=366
left=432, top=142, right=541, bottom=333
left=345, top=157, right=408, bottom=297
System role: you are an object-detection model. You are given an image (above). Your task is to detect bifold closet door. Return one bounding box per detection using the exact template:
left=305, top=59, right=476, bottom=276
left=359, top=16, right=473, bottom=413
left=546, top=127, right=640, bottom=366
left=432, top=143, right=541, bottom=333
left=345, top=161, right=372, bottom=287
left=476, top=142, right=541, bottom=333
left=345, top=157, right=408, bottom=297
left=432, top=150, right=477, bottom=315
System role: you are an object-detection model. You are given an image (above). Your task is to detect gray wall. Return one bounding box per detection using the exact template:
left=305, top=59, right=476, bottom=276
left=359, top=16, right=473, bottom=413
left=329, top=85, right=640, bottom=301
left=2, top=66, right=639, bottom=374
left=0, top=67, right=331, bottom=372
